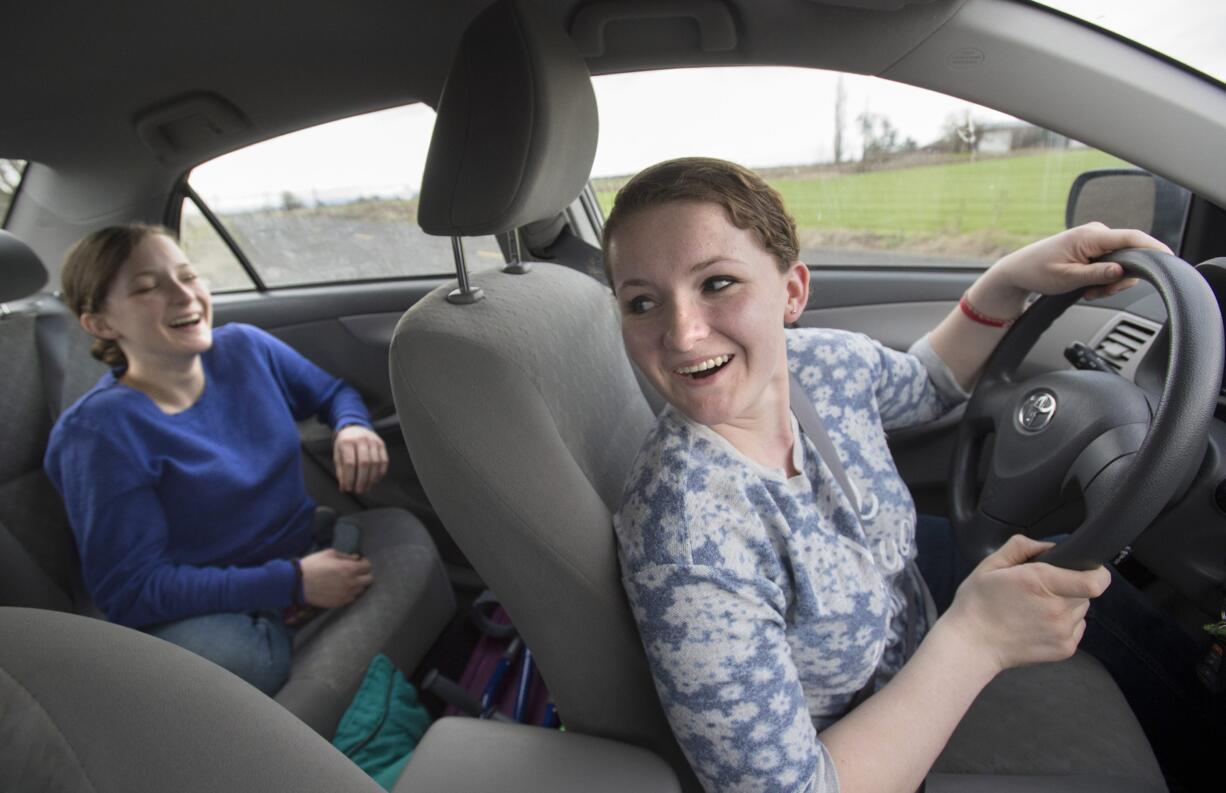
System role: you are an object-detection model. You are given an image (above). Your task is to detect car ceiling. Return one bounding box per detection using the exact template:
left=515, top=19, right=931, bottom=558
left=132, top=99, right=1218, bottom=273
left=1, top=0, right=967, bottom=171
left=4, top=0, right=1226, bottom=255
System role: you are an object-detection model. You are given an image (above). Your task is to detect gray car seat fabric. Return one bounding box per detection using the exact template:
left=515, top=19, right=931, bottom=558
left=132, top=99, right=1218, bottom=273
left=391, top=263, right=698, bottom=788
left=0, top=607, right=385, bottom=793
left=0, top=229, right=47, bottom=302
left=395, top=717, right=682, bottom=793
left=0, top=306, right=89, bottom=613
left=277, top=507, right=456, bottom=737
left=419, top=0, right=597, bottom=236
left=933, top=650, right=1165, bottom=789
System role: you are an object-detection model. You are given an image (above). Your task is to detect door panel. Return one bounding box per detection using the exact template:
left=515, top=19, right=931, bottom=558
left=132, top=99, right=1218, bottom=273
left=211, top=277, right=470, bottom=570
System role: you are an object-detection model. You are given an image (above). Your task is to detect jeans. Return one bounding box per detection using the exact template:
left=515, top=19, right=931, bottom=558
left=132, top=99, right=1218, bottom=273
left=145, top=610, right=293, bottom=695
left=914, top=515, right=1225, bottom=789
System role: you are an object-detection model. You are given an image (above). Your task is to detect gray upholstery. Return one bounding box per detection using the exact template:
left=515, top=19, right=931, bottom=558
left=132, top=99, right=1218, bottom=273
left=54, top=309, right=109, bottom=417
left=0, top=607, right=384, bottom=793
left=396, top=717, right=682, bottom=793
left=0, top=230, right=47, bottom=302
left=418, top=0, right=598, bottom=236
left=927, top=773, right=1165, bottom=793
left=391, top=263, right=696, bottom=786
left=933, top=650, right=1165, bottom=789
left=0, top=308, right=80, bottom=611
left=277, top=507, right=456, bottom=737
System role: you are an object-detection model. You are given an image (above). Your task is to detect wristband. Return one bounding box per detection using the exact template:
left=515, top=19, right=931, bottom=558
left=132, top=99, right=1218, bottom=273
left=959, top=291, right=1019, bottom=328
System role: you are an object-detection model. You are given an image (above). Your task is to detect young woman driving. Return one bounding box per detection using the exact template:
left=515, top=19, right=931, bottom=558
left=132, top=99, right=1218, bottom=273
left=605, top=158, right=1167, bottom=793
left=45, top=224, right=388, bottom=695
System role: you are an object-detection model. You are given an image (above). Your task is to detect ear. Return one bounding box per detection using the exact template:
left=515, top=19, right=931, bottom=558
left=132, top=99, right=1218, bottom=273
left=783, top=260, right=810, bottom=324
left=79, top=312, right=119, bottom=341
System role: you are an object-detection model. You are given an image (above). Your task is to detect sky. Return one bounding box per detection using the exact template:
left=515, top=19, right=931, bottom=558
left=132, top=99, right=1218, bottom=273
left=189, top=1, right=1226, bottom=212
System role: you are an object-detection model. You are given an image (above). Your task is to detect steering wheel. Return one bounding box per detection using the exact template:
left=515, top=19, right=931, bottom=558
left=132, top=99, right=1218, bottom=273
left=950, top=248, right=1224, bottom=571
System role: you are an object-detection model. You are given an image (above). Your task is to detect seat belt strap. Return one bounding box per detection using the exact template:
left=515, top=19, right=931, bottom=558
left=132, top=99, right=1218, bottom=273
left=788, top=374, right=859, bottom=513
left=789, top=372, right=927, bottom=706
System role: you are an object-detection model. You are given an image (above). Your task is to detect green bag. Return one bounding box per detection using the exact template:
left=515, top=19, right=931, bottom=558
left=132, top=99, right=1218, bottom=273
left=332, top=654, right=432, bottom=790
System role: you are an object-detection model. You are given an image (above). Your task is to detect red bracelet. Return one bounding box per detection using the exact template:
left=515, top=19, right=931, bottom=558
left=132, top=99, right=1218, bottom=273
left=959, top=291, right=1018, bottom=328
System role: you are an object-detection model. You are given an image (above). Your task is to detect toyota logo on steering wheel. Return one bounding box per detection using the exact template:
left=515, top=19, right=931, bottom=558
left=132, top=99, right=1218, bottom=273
left=1017, top=390, right=1058, bottom=433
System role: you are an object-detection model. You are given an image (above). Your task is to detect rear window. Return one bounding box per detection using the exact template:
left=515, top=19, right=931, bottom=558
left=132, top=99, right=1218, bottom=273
left=0, top=159, right=26, bottom=223
left=182, top=104, right=502, bottom=290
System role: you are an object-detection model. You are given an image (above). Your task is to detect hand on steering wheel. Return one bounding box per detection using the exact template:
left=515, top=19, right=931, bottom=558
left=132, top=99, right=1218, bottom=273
left=950, top=248, right=1224, bottom=570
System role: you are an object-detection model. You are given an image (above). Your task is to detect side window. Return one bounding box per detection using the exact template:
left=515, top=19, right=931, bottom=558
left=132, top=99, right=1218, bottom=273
left=591, top=68, right=1180, bottom=268
left=180, top=197, right=256, bottom=293
left=1, top=159, right=27, bottom=224
left=181, top=104, right=503, bottom=289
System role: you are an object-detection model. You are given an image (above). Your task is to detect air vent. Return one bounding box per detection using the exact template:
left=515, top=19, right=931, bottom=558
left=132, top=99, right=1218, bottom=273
left=1094, top=318, right=1157, bottom=372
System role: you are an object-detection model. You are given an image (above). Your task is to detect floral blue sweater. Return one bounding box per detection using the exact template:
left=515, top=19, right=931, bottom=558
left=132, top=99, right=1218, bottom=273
left=614, top=328, right=966, bottom=793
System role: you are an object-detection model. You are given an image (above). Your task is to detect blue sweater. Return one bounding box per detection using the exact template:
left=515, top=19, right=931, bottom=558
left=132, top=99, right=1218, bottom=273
left=45, top=323, right=372, bottom=628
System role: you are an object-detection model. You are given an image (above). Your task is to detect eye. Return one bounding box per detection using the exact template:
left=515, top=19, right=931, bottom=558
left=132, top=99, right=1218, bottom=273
left=704, top=275, right=737, bottom=292
left=625, top=294, right=658, bottom=315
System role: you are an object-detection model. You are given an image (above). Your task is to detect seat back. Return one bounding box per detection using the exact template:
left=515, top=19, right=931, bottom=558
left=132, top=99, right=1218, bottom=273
left=0, top=231, right=85, bottom=612
left=0, top=607, right=384, bottom=793
left=392, top=262, right=671, bottom=737
left=392, top=2, right=698, bottom=787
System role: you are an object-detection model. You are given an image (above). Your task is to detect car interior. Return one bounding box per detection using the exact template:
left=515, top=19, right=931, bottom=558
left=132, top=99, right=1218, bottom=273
left=2, top=1, right=1225, bottom=792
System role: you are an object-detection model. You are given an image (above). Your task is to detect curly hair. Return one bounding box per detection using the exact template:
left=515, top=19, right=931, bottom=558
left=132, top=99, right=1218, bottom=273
left=60, top=223, right=176, bottom=368
left=601, top=157, right=799, bottom=287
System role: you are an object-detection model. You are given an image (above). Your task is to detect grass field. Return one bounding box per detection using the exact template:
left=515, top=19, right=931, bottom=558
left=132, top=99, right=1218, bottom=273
left=594, top=148, right=1129, bottom=260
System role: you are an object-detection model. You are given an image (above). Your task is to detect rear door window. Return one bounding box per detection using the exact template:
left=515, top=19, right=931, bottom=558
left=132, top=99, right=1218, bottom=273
left=181, top=104, right=503, bottom=289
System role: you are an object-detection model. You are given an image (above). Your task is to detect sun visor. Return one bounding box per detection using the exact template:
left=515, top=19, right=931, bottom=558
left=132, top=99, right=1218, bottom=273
left=419, top=0, right=598, bottom=237
left=0, top=231, right=49, bottom=303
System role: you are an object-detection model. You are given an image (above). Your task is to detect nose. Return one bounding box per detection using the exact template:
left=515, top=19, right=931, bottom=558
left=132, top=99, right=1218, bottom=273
left=167, top=276, right=196, bottom=303
left=663, top=298, right=708, bottom=352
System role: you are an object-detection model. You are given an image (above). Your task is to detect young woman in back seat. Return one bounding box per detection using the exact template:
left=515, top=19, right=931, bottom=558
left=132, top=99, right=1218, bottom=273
left=45, top=223, right=388, bottom=695
left=603, top=158, right=1183, bottom=793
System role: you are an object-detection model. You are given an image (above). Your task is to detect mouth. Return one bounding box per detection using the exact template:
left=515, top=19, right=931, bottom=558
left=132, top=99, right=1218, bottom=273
left=167, top=313, right=204, bottom=329
left=674, top=354, right=733, bottom=380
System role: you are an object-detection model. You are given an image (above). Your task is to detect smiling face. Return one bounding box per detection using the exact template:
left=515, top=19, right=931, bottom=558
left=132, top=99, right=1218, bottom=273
left=610, top=200, right=809, bottom=436
left=81, top=234, right=213, bottom=371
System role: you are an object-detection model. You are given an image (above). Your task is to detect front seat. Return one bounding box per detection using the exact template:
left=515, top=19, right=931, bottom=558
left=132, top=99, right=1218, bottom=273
left=390, top=2, right=1164, bottom=792
left=389, top=0, right=694, bottom=785
left=0, top=607, right=384, bottom=793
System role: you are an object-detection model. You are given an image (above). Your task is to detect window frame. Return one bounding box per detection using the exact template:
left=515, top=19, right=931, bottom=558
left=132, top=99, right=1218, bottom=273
left=1, top=159, right=29, bottom=229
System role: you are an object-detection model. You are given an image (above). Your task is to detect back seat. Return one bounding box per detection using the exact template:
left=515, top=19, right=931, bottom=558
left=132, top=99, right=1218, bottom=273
left=0, top=229, right=455, bottom=737
left=0, top=231, right=103, bottom=614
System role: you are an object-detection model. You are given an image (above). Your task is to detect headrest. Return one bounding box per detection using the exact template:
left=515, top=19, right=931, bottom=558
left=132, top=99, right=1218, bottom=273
left=0, top=230, right=48, bottom=303
left=419, top=0, right=598, bottom=237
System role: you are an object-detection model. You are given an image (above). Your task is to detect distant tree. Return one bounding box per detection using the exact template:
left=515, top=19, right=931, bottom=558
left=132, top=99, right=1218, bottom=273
left=857, top=112, right=915, bottom=164
left=280, top=190, right=305, bottom=211
left=833, top=75, right=847, bottom=164
left=938, top=109, right=981, bottom=156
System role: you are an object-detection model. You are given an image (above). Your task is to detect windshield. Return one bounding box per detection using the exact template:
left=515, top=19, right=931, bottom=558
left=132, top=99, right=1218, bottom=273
left=1035, top=1, right=1226, bottom=85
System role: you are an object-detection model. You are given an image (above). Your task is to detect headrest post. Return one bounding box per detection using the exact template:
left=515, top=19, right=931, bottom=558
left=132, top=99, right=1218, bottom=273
left=502, top=227, right=532, bottom=275
left=446, top=236, right=485, bottom=305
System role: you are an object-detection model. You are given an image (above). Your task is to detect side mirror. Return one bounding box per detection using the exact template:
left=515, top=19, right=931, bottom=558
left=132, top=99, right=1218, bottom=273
left=1066, top=168, right=1190, bottom=252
